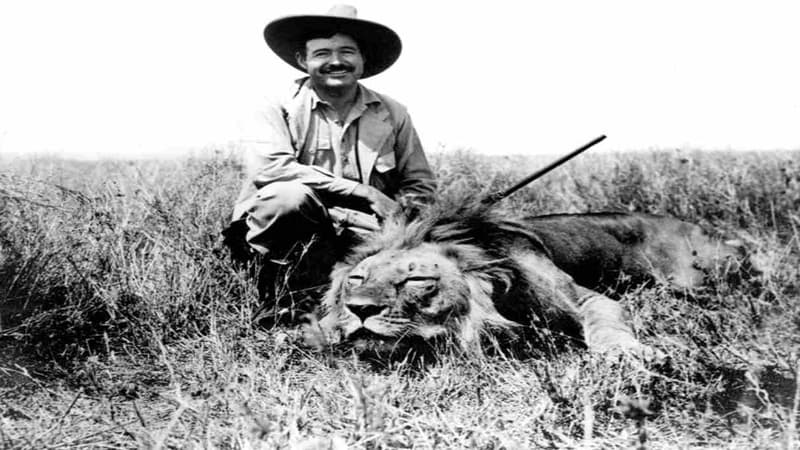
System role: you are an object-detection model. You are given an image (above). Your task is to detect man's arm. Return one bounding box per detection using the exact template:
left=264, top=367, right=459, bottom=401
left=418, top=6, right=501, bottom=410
left=241, top=98, right=360, bottom=197
left=393, top=112, right=437, bottom=202
left=345, top=109, right=435, bottom=221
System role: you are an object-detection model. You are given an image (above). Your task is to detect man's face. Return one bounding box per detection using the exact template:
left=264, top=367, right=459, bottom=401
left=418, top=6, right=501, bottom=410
left=296, top=33, right=365, bottom=91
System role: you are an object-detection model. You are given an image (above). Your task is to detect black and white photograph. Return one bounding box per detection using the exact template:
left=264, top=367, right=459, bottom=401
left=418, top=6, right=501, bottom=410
left=1, top=1, right=798, bottom=448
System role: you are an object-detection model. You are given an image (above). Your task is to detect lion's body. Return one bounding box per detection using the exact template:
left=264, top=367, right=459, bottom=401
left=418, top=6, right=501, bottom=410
left=526, top=212, right=741, bottom=291
left=311, top=200, right=745, bottom=357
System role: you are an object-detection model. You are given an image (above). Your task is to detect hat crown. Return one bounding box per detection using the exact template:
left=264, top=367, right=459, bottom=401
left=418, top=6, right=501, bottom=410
left=327, top=4, right=358, bottom=19
left=264, top=4, right=401, bottom=78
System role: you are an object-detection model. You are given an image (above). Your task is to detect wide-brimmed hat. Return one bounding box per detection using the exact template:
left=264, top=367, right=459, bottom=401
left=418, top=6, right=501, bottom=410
left=264, top=4, right=402, bottom=79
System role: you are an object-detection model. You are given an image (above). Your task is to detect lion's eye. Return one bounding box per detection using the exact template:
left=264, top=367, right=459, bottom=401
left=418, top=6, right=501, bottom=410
left=347, top=275, right=364, bottom=287
left=403, top=276, right=439, bottom=288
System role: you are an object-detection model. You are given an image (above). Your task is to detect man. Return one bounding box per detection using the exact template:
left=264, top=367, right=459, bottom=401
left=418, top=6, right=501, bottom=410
left=225, top=5, right=436, bottom=320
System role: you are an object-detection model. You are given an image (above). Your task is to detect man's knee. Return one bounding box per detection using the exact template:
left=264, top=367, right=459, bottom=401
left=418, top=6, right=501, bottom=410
left=244, top=182, right=332, bottom=255
left=250, top=181, right=315, bottom=216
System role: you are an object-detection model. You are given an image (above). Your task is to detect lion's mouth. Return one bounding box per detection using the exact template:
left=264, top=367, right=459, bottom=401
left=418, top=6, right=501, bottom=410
left=346, top=327, right=394, bottom=342
left=343, top=327, right=402, bottom=353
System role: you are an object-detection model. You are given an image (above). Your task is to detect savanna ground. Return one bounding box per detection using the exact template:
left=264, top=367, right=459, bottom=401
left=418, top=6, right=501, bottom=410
left=1, top=148, right=799, bottom=449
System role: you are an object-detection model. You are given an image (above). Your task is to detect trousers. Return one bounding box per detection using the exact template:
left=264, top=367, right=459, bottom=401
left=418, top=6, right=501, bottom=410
left=242, top=181, right=336, bottom=256
left=222, top=181, right=362, bottom=316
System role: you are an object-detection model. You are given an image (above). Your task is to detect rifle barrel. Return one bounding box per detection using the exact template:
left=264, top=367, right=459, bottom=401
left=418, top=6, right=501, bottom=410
left=484, top=135, right=607, bottom=205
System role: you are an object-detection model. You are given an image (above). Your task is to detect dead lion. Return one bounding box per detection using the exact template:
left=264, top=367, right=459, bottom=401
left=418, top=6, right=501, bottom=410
left=306, top=197, right=749, bottom=358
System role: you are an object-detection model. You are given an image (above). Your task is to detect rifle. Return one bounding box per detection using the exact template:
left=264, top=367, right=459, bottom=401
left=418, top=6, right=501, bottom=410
left=482, top=135, right=607, bottom=205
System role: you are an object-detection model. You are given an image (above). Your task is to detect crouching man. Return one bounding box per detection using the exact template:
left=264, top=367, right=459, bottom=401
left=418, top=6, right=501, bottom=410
left=223, top=5, right=436, bottom=323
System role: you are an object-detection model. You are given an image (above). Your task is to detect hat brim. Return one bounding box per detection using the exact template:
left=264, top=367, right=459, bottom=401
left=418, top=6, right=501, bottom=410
left=264, top=15, right=402, bottom=79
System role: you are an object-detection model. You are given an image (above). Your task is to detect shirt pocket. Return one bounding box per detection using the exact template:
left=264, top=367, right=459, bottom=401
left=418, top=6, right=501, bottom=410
left=311, top=128, right=334, bottom=167
left=374, top=151, right=396, bottom=173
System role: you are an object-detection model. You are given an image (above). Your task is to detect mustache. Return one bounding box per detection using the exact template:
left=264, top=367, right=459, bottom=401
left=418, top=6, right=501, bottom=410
left=321, top=63, right=355, bottom=74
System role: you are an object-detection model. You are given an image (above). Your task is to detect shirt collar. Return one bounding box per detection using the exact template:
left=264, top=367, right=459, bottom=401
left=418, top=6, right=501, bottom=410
left=297, top=78, right=382, bottom=112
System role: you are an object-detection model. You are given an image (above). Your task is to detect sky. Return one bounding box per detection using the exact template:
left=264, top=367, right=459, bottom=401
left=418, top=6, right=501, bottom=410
left=1, top=0, right=799, bottom=159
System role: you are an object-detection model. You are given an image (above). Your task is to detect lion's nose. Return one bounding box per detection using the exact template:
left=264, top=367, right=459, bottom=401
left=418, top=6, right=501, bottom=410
left=345, top=303, right=387, bottom=322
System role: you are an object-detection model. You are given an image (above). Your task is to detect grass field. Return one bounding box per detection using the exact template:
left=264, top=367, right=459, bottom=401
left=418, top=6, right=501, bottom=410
left=1, top=148, right=798, bottom=449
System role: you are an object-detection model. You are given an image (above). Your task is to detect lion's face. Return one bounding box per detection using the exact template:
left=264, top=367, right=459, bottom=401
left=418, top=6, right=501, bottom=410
left=314, top=242, right=515, bottom=354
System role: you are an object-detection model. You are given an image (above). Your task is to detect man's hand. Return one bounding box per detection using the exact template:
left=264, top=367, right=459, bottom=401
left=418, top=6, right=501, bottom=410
left=352, top=184, right=399, bottom=219
left=328, top=207, right=381, bottom=235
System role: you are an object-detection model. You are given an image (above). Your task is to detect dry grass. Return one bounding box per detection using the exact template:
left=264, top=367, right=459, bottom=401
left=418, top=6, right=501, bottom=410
left=1, top=148, right=798, bottom=448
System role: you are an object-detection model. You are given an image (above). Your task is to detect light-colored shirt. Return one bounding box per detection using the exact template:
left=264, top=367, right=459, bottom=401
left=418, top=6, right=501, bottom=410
left=233, top=78, right=436, bottom=220
left=306, top=88, right=368, bottom=182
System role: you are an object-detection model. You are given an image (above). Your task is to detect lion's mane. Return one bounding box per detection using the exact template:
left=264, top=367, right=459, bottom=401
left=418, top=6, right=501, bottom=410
left=314, top=197, right=579, bottom=354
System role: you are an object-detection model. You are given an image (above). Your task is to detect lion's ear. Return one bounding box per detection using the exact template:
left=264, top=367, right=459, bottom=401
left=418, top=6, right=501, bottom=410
left=439, top=244, right=493, bottom=273
left=439, top=244, right=465, bottom=263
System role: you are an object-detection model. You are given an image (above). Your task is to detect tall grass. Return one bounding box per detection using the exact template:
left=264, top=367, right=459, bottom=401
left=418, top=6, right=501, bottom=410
left=1, top=154, right=251, bottom=361
left=1, top=149, right=798, bottom=448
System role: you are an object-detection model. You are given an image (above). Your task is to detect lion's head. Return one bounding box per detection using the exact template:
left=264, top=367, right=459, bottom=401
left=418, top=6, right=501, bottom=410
left=308, top=200, right=547, bottom=356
